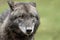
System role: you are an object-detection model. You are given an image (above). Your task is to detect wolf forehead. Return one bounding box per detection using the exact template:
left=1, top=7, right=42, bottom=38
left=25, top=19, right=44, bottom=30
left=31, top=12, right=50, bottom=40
left=11, top=2, right=38, bottom=16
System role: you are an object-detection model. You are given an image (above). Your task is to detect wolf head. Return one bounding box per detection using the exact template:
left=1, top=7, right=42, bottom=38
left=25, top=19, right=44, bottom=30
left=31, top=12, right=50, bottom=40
left=8, top=0, right=40, bottom=36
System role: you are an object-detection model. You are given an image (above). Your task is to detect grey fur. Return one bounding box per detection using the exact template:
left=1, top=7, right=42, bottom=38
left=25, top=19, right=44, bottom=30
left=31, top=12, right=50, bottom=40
left=0, top=1, right=40, bottom=40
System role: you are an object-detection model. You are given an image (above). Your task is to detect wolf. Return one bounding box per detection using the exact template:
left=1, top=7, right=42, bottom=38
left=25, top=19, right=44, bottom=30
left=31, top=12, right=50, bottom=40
left=0, top=0, right=40, bottom=40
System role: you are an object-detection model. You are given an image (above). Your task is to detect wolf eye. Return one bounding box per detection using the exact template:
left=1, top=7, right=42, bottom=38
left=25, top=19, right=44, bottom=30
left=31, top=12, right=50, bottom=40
left=30, top=14, right=34, bottom=18
left=20, top=14, right=25, bottom=18
left=18, top=16, right=21, bottom=17
left=22, top=15, right=24, bottom=18
left=18, top=15, right=25, bottom=18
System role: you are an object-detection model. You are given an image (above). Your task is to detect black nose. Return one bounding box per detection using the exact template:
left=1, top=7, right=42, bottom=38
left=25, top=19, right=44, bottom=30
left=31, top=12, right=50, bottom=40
left=26, top=29, right=32, bottom=34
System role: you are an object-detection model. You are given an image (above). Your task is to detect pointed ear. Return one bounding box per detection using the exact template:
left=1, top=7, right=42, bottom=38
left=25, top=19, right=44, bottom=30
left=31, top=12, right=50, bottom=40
left=29, top=2, right=36, bottom=7
left=7, top=0, right=14, bottom=11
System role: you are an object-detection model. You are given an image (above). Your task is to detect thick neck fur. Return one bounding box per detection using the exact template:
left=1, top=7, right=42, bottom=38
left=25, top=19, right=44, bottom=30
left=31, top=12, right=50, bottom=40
left=1, top=25, right=34, bottom=40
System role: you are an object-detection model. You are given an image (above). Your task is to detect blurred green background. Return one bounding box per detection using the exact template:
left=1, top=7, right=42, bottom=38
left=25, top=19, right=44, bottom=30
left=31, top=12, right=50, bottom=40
left=0, top=0, right=60, bottom=40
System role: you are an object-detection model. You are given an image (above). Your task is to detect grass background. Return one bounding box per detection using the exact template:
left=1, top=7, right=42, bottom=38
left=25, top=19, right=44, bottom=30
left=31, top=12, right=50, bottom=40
left=0, top=0, right=60, bottom=40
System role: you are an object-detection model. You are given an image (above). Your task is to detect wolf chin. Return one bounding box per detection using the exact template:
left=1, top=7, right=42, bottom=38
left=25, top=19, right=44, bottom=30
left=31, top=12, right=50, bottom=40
left=0, top=0, right=40, bottom=40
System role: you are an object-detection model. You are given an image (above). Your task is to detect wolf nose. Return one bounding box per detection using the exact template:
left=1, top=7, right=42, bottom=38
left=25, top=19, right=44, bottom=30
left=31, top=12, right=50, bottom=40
left=26, top=29, right=32, bottom=34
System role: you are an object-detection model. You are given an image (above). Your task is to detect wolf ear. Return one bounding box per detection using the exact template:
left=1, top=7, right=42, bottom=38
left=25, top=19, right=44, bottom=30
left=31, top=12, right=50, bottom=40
left=30, top=2, right=36, bottom=7
left=7, top=0, right=14, bottom=11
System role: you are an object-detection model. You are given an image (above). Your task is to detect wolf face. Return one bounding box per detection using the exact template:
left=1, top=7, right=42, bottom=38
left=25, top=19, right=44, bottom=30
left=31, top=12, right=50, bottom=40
left=8, top=1, right=40, bottom=36
left=13, top=14, right=38, bottom=35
